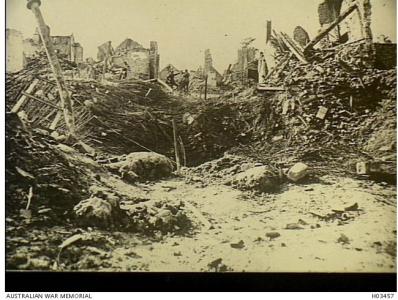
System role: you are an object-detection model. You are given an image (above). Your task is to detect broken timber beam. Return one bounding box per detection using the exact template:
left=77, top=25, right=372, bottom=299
left=27, top=0, right=76, bottom=138
left=257, top=85, right=285, bottom=91
left=172, top=119, right=181, bottom=172
left=280, top=33, right=308, bottom=64
left=11, top=79, right=40, bottom=113
left=274, top=53, right=293, bottom=79
left=263, top=53, right=293, bottom=83
left=156, top=78, right=173, bottom=92
left=21, top=92, right=61, bottom=110
left=304, top=3, right=358, bottom=52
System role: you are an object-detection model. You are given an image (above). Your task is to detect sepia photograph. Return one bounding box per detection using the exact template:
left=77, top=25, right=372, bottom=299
left=4, top=0, right=397, bottom=290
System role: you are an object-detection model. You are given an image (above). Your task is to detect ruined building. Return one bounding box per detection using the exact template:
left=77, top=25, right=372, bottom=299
left=6, top=29, right=24, bottom=73
left=231, top=44, right=258, bottom=82
left=22, top=28, right=84, bottom=64
left=316, top=0, right=373, bottom=45
left=316, top=0, right=395, bottom=69
left=203, top=49, right=222, bottom=87
left=99, top=38, right=159, bottom=80
left=97, top=41, right=114, bottom=61
left=51, top=35, right=83, bottom=63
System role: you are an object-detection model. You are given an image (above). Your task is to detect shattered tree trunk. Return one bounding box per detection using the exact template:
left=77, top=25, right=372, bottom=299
left=28, top=0, right=76, bottom=138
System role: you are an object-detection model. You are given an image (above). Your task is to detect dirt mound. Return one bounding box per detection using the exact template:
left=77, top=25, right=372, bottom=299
left=105, top=152, right=174, bottom=182
left=183, top=154, right=258, bottom=185
left=229, top=166, right=279, bottom=192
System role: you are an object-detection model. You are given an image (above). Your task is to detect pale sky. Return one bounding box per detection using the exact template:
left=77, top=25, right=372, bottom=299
left=6, top=0, right=396, bottom=72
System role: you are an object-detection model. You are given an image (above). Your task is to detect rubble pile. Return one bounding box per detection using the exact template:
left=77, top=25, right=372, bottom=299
left=5, top=113, right=93, bottom=218
left=67, top=79, right=186, bottom=155
left=120, top=200, right=191, bottom=234
left=104, top=152, right=174, bottom=182
left=361, top=98, right=396, bottom=158
left=6, top=55, right=194, bottom=158
left=181, top=96, right=279, bottom=165
left=6, top=111, right=193, bottom=235
left=229, top=41, right=397, bottom=175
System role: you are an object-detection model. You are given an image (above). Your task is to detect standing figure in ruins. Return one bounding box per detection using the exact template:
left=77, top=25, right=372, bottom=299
left=120, top=61, right=130, bottom=80
left=166, top=68, right=179, bottom=89
left=182, top=70, right=190, bottom=94
left=258, top=52, right=268, bottom=85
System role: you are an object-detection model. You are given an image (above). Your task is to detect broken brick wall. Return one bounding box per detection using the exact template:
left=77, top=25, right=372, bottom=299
left=111, top=49, right=151, bottom=80
left=97, top=41, right=114, bottom=61
left=51, top=35, right=74, bottom=61
left=317, top=0, right=373, bottom=45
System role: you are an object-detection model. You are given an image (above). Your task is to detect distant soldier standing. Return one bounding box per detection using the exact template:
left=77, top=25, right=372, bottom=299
left=166, top=68, right=179, bottom=89
left=182, top=70, right=190, bottom=94
left=120, top=61, right=130, bottom=80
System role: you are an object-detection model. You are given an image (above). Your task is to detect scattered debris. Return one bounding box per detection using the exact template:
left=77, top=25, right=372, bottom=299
left=285, top=223, right=304, bottom=230
left=230, top=240, right=245, bottom=249
left=337, top=233, right=350, bottom=245
left=265, top=232, right=281, bottom=240
left=344, top=203, right=359, bottom=211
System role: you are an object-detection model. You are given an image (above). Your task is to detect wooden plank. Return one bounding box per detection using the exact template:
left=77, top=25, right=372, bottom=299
left=49, top=111, right=63, bottom=130
left=172, top=119, right=181, bottom=172
left=257, top=85, right=285, bottom=91
left=11, top=79, right=40, bottom=113
left=263, top=53, right=292, bottom=82
left=280, top=33, right=308, bottom=64
left=274, top=53, right=293, bottom=79
left=156, top=78, right=173, bottom=92
left=304, top=3, right=358, bottom=52
left=21, top=92, right=61, bottom=110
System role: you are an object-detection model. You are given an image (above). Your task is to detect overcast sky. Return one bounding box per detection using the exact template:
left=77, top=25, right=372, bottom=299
left=6, top=0, right=396, bottom=71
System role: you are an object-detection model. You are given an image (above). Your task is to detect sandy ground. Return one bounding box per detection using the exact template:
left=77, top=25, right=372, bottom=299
left=94, top=175, right=397, bottom=272
left=6, top=170, right=396, bottom=272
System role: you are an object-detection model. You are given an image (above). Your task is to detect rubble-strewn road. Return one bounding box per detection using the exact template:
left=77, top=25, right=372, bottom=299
left=7, top=175, right=396, bottom=272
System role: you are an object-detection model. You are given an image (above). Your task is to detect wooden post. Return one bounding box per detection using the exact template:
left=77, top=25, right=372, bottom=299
left=204, top=75, right=208, bottom=100
left=172, top=119, right=181, bottom=172
left=27, top=0, right=76, bottom=138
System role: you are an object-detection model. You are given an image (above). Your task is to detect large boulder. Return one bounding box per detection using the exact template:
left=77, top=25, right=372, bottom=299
left=105, top=152, right=174, bottom=182
left=230, top=166, right=279, bottom=192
